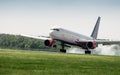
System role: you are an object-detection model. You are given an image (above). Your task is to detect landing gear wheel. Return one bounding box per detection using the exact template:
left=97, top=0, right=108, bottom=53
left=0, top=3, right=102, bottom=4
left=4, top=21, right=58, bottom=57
left=85, top=51, right=91, bottom=54
left=60, top=49, right=66, bottom=53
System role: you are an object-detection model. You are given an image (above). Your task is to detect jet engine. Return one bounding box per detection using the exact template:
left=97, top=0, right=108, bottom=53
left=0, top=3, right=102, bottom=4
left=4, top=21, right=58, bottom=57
left=44, top=40, right=54, bottom=47
left=87, top=42, right=96, bottom=49
left=78, top=41, right=97, bottom=49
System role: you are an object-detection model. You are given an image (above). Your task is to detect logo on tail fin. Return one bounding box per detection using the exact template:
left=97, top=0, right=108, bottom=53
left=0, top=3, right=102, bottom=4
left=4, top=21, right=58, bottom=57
left=91, top=17, right=101, bottom=39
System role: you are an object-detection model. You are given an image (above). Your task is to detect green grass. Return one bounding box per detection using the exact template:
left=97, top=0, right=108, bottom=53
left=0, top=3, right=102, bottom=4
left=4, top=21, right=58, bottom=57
left=0, top=49, right=120, bottom=75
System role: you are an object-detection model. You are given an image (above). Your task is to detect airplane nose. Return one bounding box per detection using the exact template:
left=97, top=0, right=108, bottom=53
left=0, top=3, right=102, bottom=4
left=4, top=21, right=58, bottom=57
left=49, top=30, right=54, bottom=36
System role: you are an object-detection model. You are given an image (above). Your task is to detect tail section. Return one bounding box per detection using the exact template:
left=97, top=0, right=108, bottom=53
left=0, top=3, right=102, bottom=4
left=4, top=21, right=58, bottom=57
left=91, top=17, right=101, bottom=39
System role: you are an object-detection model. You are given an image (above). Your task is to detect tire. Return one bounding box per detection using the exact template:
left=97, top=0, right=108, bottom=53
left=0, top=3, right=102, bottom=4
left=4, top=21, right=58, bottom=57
left=60, top=49, right=66, bottom=53
left=85, top=51, right=91, bottom=54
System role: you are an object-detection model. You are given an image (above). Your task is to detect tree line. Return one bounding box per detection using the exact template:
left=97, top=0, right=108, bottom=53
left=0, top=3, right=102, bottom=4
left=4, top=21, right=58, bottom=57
left=0, top=34, right=51, bottom=50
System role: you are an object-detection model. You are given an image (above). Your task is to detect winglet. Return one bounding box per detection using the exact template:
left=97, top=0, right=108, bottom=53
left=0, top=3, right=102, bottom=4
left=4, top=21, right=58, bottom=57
left=91, top=17, right=101, bottom=39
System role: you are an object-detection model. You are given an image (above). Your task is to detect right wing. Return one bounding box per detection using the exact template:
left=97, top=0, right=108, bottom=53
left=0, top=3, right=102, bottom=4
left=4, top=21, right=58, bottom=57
left=21, top=34, right=51, bottom=40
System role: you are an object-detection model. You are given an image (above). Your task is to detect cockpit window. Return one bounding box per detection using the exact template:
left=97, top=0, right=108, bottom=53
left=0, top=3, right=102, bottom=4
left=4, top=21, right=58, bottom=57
left=51, top=28, right=60, bottom=31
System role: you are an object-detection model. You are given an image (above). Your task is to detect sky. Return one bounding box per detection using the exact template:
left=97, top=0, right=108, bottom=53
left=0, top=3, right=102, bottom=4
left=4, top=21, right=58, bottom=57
left=0, top=0, right=120, bottom=39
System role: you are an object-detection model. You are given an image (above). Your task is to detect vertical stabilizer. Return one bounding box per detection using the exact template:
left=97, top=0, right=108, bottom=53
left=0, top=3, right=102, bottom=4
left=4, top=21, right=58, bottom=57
left=91, top=17, right=101, bottom=39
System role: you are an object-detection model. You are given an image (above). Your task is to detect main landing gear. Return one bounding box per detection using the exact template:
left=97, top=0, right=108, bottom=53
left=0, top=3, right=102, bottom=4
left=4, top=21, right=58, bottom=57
left=85, top=50, right=91, bottom=54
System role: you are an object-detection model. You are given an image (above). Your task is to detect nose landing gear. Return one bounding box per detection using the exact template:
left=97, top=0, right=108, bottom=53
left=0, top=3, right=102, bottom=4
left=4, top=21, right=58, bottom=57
left=60, top=42, right=66, bottom=53
left=85, top=50, right=91, bottom=54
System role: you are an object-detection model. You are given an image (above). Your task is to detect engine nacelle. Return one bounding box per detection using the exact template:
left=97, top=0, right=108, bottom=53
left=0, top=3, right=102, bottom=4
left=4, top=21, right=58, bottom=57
left=44, top=40, right=54, bottom=47
left=87, top=42, right=96, bottom=49
left=78, top=41, right=97, bottom=49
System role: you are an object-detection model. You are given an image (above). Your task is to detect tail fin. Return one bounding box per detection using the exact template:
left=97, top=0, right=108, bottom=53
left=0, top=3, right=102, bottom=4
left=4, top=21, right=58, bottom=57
left=91, top=17, right=101, bottom=39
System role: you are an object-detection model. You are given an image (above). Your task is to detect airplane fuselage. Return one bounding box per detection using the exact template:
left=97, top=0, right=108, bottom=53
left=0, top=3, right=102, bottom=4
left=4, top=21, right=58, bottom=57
left=50, top=28, right=94, bottom=45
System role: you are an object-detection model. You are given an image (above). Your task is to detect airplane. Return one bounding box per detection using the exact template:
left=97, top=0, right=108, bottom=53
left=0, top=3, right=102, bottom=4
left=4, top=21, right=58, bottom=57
left=23, top=17, right=120, bottom=54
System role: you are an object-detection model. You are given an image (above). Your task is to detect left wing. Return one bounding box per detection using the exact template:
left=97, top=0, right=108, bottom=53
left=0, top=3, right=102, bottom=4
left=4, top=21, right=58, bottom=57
left=95, top=39, right=120, bottom=45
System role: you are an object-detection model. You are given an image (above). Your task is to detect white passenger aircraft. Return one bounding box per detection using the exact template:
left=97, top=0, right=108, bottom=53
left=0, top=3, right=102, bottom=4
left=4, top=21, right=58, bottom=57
left=24, top=17, right=120, bottom=54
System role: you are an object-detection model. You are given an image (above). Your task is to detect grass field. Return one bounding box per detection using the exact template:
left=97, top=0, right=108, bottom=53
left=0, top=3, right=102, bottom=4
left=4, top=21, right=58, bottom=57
left=0, top=49, right=120, bottom=75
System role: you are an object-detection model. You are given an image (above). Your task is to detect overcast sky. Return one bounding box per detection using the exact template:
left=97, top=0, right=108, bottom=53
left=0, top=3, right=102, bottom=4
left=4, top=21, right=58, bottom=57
left=0, top=0, right=120, bottom=39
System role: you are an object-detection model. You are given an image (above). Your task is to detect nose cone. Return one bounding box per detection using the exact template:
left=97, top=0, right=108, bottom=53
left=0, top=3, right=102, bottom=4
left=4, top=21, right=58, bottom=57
left=49, top=28, right=60, bottom=39
left=49, top=29, right=54, bottom=37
